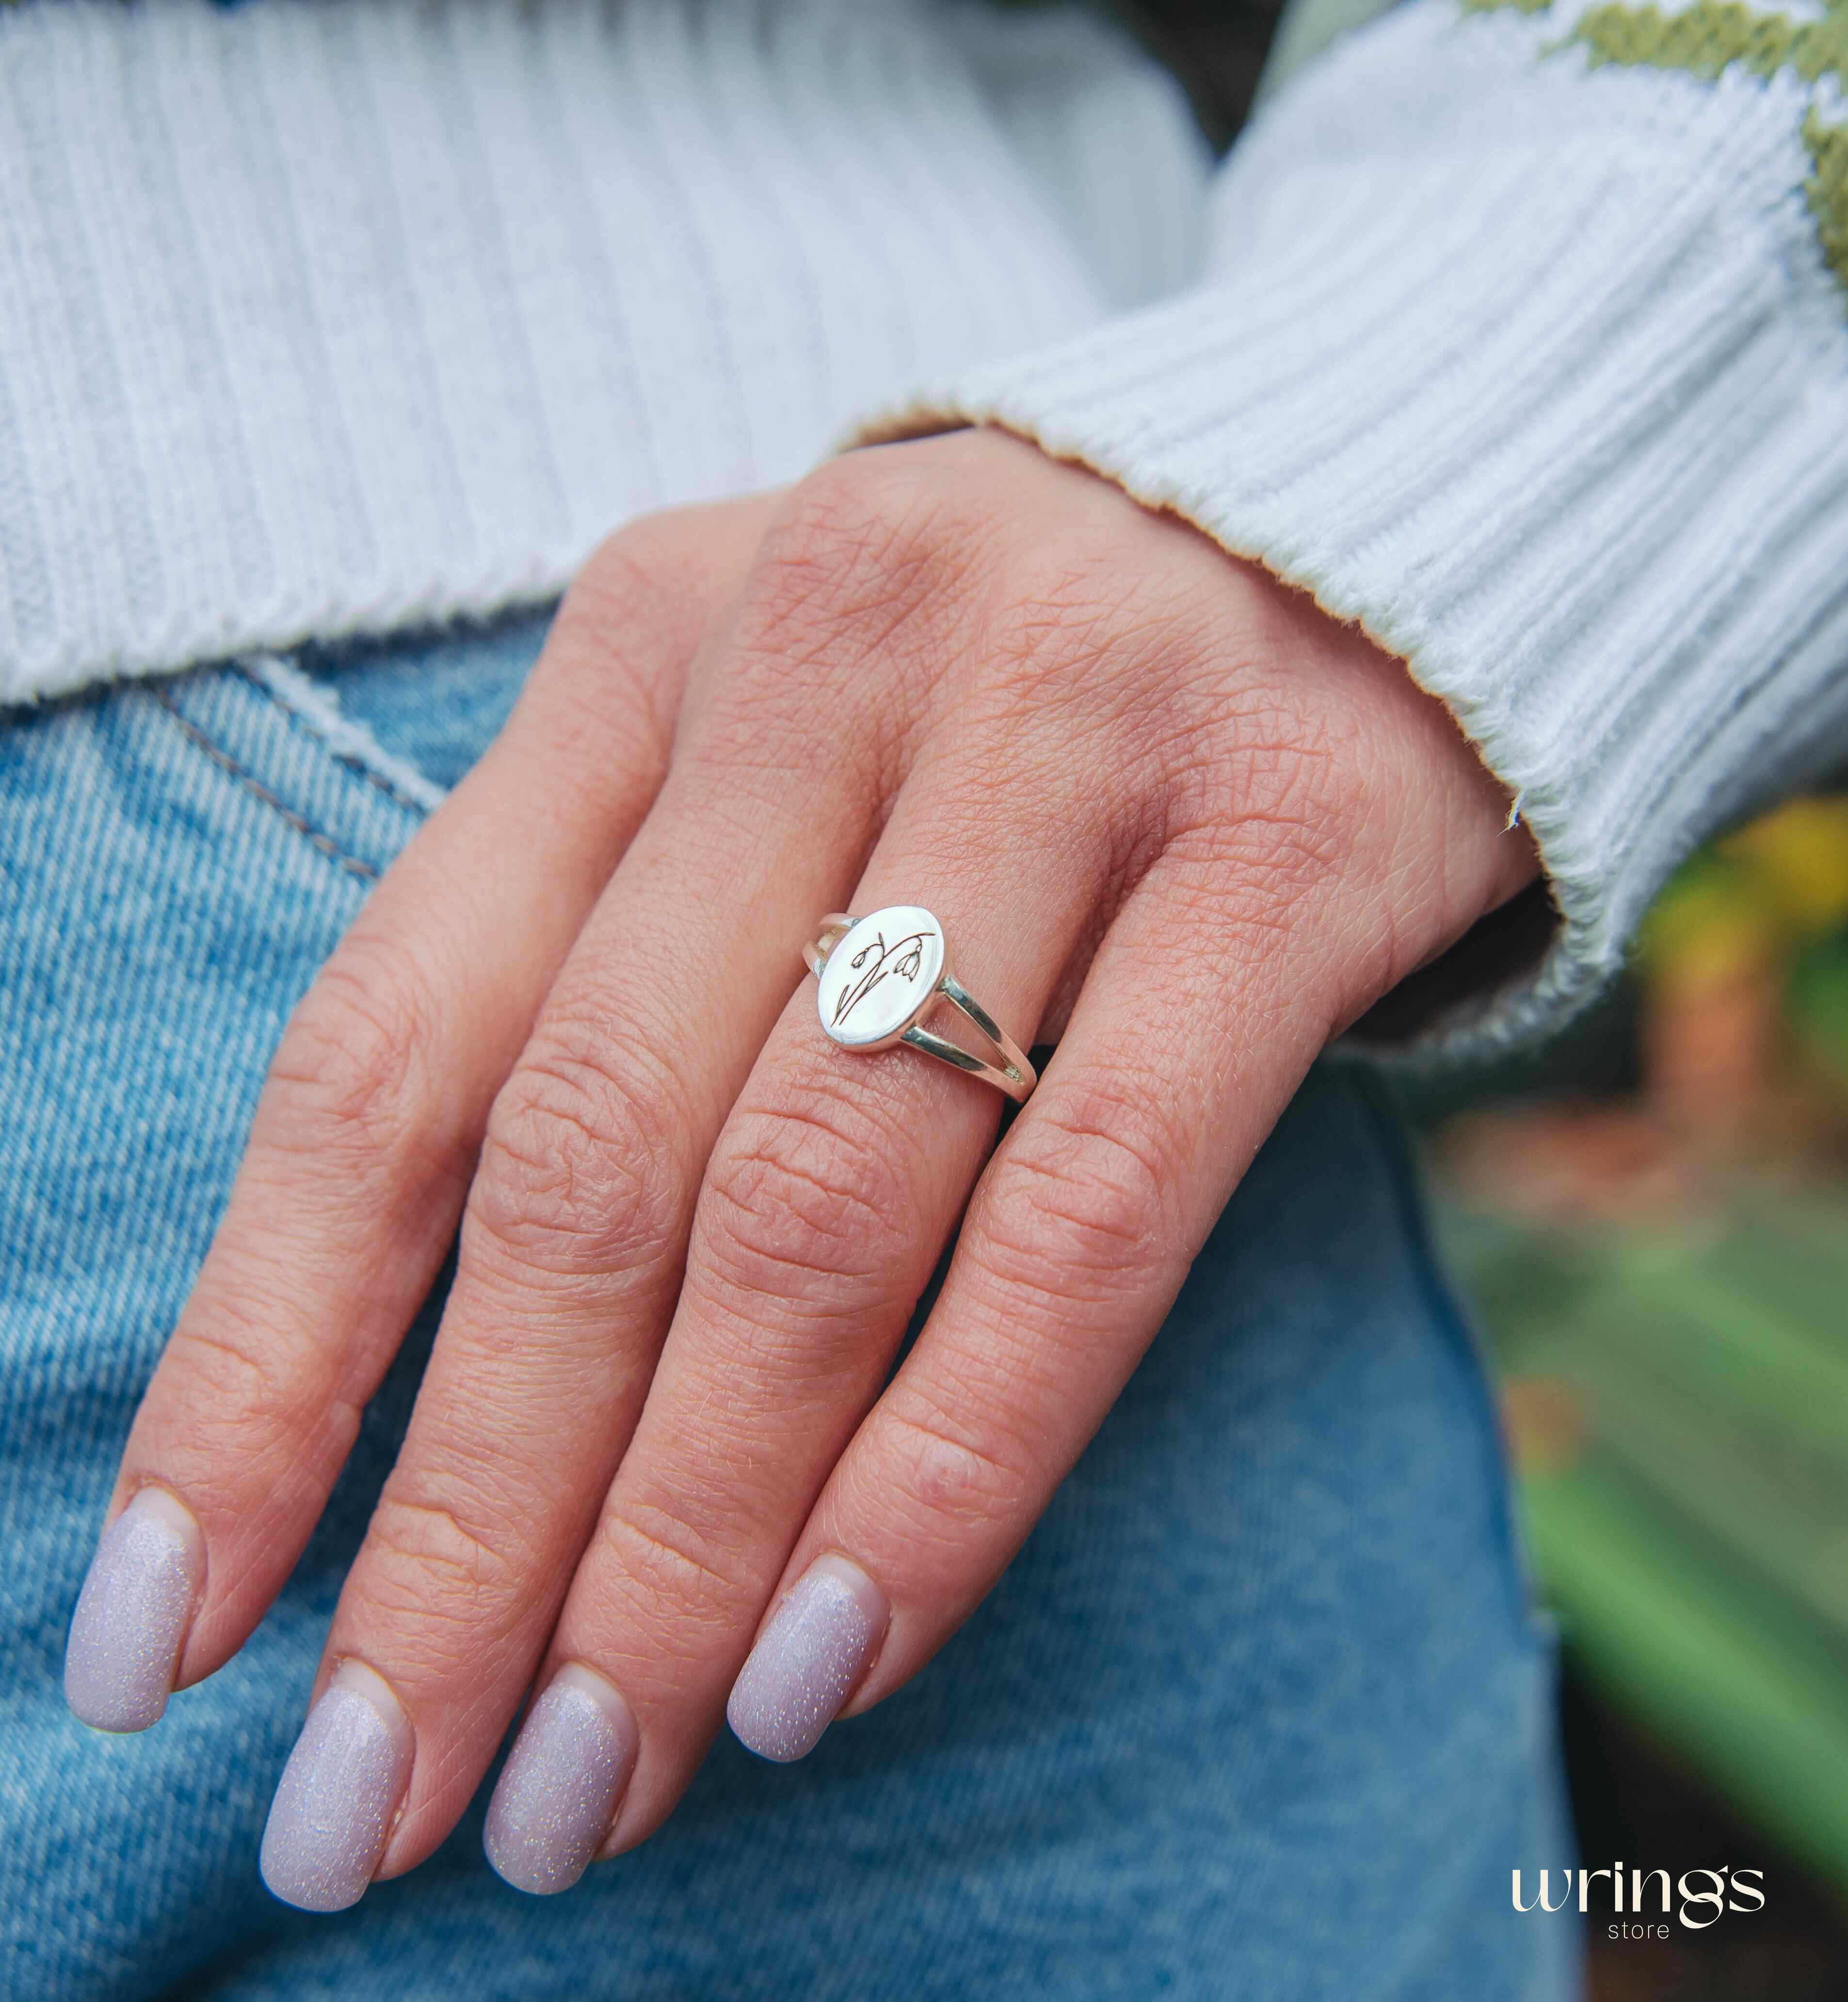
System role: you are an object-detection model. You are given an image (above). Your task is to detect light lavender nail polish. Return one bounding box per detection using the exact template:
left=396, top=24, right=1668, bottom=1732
left=727, top=1554, right=888, bottom=1763
left=483, top=1664, right=639, bottom=1895
left=260, top=1661, right=412, bottom=1913
left=64, top=1486, right=203, bottom=1733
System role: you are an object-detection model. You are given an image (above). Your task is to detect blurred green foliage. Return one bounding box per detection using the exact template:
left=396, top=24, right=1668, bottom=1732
left=1437, top=793, right=1848, bottom=1883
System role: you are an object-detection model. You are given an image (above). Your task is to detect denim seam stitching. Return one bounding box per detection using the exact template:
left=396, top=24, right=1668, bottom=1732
left=148, top=684, right=381, bottom=883
left=237, top=658, right=439, bottom=820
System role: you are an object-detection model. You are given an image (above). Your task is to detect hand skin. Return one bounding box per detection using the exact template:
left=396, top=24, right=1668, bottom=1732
left=73, top=429, right=1537, bottom=1896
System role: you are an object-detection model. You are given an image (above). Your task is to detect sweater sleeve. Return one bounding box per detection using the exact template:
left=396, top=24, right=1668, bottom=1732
left=854, top=0, right=1848, bottom=1066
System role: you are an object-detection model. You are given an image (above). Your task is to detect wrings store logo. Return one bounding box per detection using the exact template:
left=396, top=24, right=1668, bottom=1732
left=1513, top=1864, right=1766, bottom=1937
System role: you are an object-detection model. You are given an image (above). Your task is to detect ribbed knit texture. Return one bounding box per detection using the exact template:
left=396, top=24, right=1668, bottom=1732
left=9, top=0, right=1848, bottom=1061
left=867, top=0, right=1848, bottom=1058
left=0, top=0, right=1206, bottom=703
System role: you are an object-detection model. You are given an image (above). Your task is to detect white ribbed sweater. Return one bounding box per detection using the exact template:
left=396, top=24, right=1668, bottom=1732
left=6, top=0, right=1848, bottom=1060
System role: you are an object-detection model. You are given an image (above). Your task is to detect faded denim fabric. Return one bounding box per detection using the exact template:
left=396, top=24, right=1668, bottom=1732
left=0, top=625, right=1580, bottom=2000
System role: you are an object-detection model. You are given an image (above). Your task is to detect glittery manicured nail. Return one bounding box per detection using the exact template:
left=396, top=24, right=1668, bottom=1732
left=726, top=1554, right=888, bottom=1763
left=483, top=1663, right=639, bottom=1895
left=64, top=1486, right=204, bottom=1733
left=260, top=1661, right=412, bottom=1913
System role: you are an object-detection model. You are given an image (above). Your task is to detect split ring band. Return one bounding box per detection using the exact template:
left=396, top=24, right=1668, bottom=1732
left=803, top=904, right=1036, bottom=1103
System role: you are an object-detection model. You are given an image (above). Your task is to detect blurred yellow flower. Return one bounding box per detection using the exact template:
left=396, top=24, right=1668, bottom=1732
left=1722, top=796, right=1848, bottom=936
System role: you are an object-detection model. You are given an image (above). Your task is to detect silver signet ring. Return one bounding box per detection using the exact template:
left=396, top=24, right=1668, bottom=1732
left=803, top=905, right=1036, bottom=1103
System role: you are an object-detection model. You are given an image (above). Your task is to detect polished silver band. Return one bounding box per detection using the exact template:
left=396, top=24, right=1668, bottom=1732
left=803, top=905, right=1036, bottom=1102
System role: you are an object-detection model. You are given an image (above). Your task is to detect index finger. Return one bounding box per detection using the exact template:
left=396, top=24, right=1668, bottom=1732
left=63, top=500, right=777, bottom=1734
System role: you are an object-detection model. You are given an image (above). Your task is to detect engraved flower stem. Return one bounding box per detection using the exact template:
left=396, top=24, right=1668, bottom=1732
left=832, top=930, right=935, bottom=1025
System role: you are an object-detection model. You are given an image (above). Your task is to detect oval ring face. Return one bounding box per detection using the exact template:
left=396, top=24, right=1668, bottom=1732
left=816, top=905, right=945, bottom=1049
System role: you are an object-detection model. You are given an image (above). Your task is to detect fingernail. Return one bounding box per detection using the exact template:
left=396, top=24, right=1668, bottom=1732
left=483, top=1663, right=639, bottom=1895
left=726, top=1554, right=887, bottom=1763
left=64, top=1486, right=204, bottom=1733
left=260, top=1660, right=413, bottom=1913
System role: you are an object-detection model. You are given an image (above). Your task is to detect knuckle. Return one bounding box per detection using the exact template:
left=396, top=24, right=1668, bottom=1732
left=1215, top=682, right=1367, bottom=868
left=585, top=505, right=714, bottom=597
left=516, top=502, right=756, bottom=799
left=146, top=1251, right=369, bottom=1509
left=917, top=560, right=1219, bottom=837
left=544, top=511, right=714, bottom=716
left=873, top=1393, right=1033, bottom=1539
left=161, top=1292, right=299, bottom=1426
left=468, top=1017, right=687, bottom=1281
left=697, top=1082, right=916, bottom=1314
left=973, top=1082, right=1179, bottom=1300
left=711, top=459, right=989, bottom=734
left=263, top=949, right=442, bottom=1173
left=353, top=1487, right=530, bottom=1665
left=158, top=1315, right=362, bottom=1488
left=591, top=1496, right=754, bottom=1631
left=1152, top=696, right=1370, bottom=957
left=760, top=454, right=961, bottom=617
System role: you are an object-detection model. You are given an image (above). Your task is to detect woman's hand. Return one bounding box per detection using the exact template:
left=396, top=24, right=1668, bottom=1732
left=67, top=431, right=1535, bottom=1906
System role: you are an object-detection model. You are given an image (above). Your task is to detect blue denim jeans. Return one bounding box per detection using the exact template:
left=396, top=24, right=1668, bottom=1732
left=0, top=620, right=1580, bottom=2000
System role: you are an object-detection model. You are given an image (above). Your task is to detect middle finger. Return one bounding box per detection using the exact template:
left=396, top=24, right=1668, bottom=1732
left=486, top=727, right=1122, bottom=1886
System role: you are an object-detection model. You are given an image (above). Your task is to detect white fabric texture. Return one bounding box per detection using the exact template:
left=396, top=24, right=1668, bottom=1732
left=0, top=0, right=1205, bottom=702
left=869, top=0, right=1848, bottom=1058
